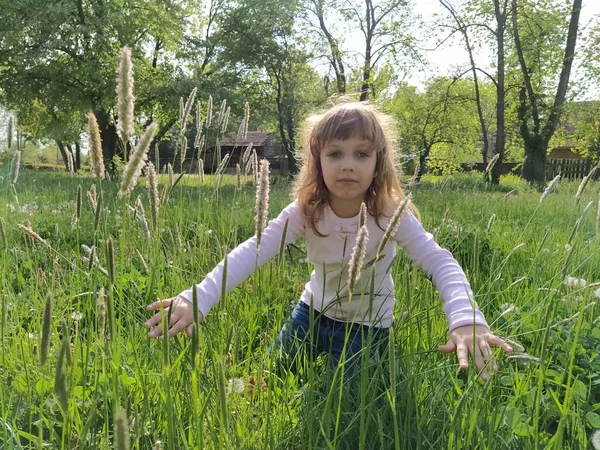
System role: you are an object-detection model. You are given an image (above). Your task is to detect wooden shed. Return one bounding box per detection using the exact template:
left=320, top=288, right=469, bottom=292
left=184, top=132, right=281, bottom=173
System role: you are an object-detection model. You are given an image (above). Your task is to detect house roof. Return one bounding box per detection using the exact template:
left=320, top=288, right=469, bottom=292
left=218, top=132, right=271, bottom=147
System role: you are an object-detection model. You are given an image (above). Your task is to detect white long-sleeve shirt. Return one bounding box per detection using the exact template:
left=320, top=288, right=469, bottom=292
left=179, top=200, right=488, bottom=331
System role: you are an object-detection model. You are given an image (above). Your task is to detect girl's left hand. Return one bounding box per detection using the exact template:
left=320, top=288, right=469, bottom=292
left=438, top=324, right=512, bottom=381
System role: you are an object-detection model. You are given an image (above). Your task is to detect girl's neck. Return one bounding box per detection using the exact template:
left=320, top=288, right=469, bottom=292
left=329, top=199, right=362, bottom=219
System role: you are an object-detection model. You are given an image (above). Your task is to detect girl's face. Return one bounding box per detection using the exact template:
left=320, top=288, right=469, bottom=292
left=319, top=136, right=377, bottom=218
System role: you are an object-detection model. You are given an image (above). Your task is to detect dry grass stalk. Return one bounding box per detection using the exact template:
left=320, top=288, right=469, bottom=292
left=540, top=175, right=561, bottom=203
left=206, top=95, right=213, bottom=128
left=87, top=184, right=98, bottom=212
left=167, top=163, right=174, bottom=188
left=87, top=112, right=105, bottom=179
left=251, top=150, right=258, bottom=182
left=236, top=163, right=241, bottom=189
left=243, top=102, right=249, bottom=139
left=487, top=213, right=496, bottom=233
left=119, top=122, right=158, bottom=198
left=376, top=195, right=411, bottom=260
left=195, top=100, right=202, bottom=131
left=146, top=162, right=159, bottom=230
left=97, top=288, right=106, bottom=344
left=135, top=248, right=150, bottom=274
left=10, top=150, right=21, bottom=185
left=358, top=202, right=367, bottom=228
left=18, top=224, right=49, bottom=246
left=114, top=409, right=130, bottom=450
left=485, top=153, right=500, bottom=176
left=221, top=106, right=231, bottom=134
left=575, top=165, right=598, bottom=204
left=135, top=196, right=150, bottom=240
left=242, top=143, right=253, bottom=171
left=198, top=158, right=204, bottom=183
left=215, top=153, right=231, bottom=176
left=180, top=88, right=197, bottom=134
left=348, top=224, right=369, bottom=300
left=116, top=46, right=134, bottom=144
left=217, top=99, right=227, bottom=128
left=255, top=159, right=270, bottom=250
left=40, top=292, right=53, bottom=365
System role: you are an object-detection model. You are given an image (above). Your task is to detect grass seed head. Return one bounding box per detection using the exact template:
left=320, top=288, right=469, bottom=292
left=575, top=165, right=598, bottom=204
left=376, top=195, right=410, bottom=260
left=18, top=224, right=49, bottom=247
left=116, top=46, right=134, bottom=143
left=97, top=288, right=106, bottom=344
left=10, top=150, right=21, bottom=185
left=540, top=175, right=560, bottom=203
left=243, top=102, right=249, bottom=139
left=255, top=159, right=270, bottom=250
left=348, top=224, right=369, bottom=299
left=119, top=122, right=158, bottom=199
left=180, top=87, right=197, bottom=135
left=87, top=184, right=98, bottom=212
left=114, top=409, right=130, bottom=450
left=87, top=112, right=105, bottom=179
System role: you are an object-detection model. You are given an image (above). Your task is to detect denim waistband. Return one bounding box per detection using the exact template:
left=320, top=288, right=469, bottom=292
left=297, top=301, right=386, bottom=333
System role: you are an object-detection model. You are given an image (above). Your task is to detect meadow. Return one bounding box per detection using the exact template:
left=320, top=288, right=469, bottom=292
left=1, top=158, right=599, bottom=449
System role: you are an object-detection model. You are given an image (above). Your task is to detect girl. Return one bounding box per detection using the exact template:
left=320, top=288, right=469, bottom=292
left=144, top=101, right=512, bottom=380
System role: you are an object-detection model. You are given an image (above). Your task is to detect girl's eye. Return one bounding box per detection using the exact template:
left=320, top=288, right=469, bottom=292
left=357, top=152, right=370, bottom=158
left=328, top=151, right=341, bottom=158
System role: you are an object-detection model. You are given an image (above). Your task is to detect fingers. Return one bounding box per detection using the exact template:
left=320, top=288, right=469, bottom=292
left=144, top=310, right=165, bottom=329
left=146, top=298, right=173, bottom=311
left=479, top=340, right=497, bottom=372
left=438, top=338, right=457, bottom=354
left=186, top=323, right=194, bottom=337
left=168, top=317, right=191, bottom=338
left=487, top=334, right=513, bottom=353
left=472, top=342, right=488, bottom=381
left=456, top=342, right=469, bottom=369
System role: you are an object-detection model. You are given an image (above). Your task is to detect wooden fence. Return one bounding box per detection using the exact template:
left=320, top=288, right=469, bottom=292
left=545, top=158, right=597, bottom=181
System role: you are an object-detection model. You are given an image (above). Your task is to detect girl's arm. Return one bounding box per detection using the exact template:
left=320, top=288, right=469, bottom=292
left=145, top=201, right=304, bottom=337
left=393, top=211, right=487, bottom=332
left=394, top=211, right=511, bottom=380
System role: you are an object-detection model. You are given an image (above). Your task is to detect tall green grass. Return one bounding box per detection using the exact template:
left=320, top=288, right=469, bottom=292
left=1, top=163, right=599, bottom=449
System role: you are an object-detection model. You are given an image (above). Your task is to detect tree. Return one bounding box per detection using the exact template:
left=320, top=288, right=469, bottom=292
left=388, top=78, right=486, bottom=180
left=510, top=0, right=582, bottom=185
left=341, top=0, right=418, bottom=101
left=218, top=0, right=324, bottom=175
left=0, top=0, right=195, bottom=171
left=437, top=0, right=511, bottom=184
left=301, top=0, right=347, bottom=94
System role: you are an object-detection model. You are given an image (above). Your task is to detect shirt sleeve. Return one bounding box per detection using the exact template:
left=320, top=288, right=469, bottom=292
left=393, top=211, right=489, bottom=332
left=178, top=200, right=305, bottom=318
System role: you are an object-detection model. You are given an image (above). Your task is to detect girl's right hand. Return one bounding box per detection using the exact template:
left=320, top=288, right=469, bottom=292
left=145, top=295, right=204, bottom=338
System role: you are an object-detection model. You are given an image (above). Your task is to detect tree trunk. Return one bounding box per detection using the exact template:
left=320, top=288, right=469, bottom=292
left=56, top=140, right=68, bottom=170
left=94, top=108, right=119, bottom=173
left=491, top=0, right=508, bottom=185
left=75, top=142, right=81, bottom=171
left=522, top=136, right=546, bottom=186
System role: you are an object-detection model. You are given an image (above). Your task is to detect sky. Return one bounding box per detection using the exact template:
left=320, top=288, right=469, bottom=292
left=339, top=0, right=600, bottom=97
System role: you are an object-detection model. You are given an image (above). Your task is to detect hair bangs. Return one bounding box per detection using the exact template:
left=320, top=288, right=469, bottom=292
left=311, top=106, right=386, bottom=154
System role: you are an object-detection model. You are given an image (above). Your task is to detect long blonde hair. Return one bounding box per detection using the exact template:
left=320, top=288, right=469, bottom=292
left=293, top=100, right=419, bottom=236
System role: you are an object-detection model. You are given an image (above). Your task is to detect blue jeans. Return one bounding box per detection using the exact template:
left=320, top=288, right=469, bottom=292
left=274, top=301, right=388, bottom=376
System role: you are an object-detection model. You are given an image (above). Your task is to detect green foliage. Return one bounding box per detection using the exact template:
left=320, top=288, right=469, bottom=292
left=0, top=164, right=599, bottom=448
